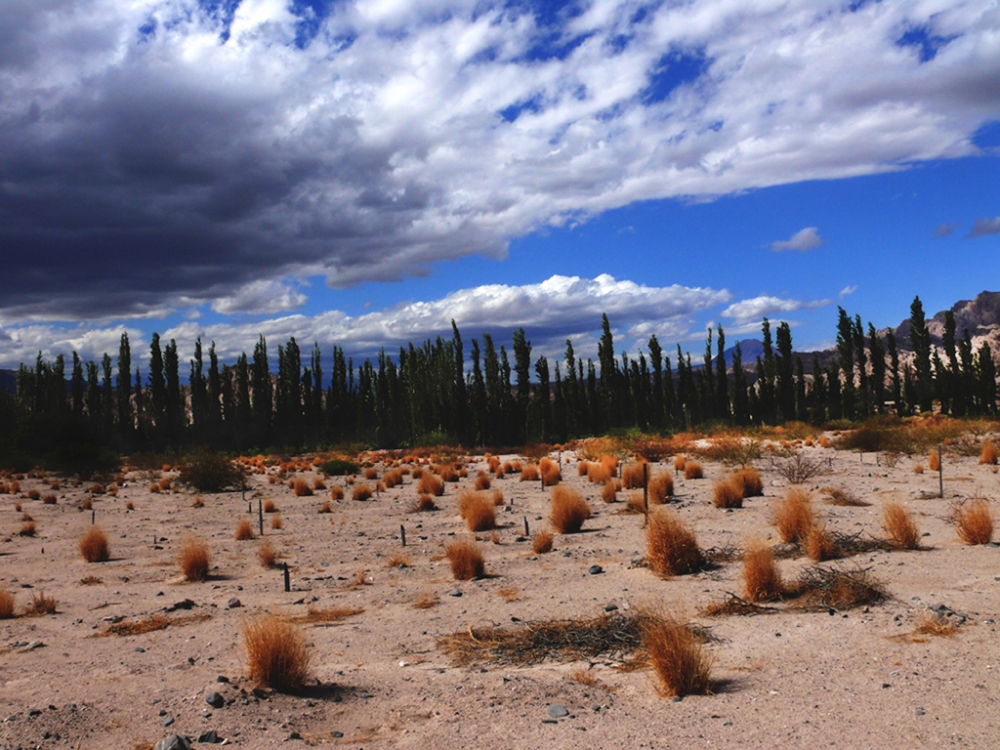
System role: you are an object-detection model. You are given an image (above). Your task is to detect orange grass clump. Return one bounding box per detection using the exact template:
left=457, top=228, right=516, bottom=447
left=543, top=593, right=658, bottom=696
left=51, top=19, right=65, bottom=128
left=649, top=472, right=674, bottom=504
left=235, top=519, right=256, bottom=540
left=0, top=588, right=14, bottom=619
left=979, top=442, right=998, bottom=465
left=258, top=540, right=278, bottom=568
left=458, top=490, right=496, bottom=532
left=733, top=468, right=763, bottom=497
left=27, top=489, right=41, bottom=500
left=352, top=484, right=374, bottom=501
left=741, top=541, right=782, bottom=602
left=683, top=460, right=704, bottom=480
left=263, top=499, right=277, bottom=513
left=19, top=521, right=36, bottom=537
left=364, top=467, right=379, bottom=480
left=954, top=499, right=994, bottom=545
left=711, top=476, right=744, bottom=509
left=640, top=609, right=714, bottom=698
left=319, top=500, right=332, bottom=513
left=539, top=458, right=562, bottom=486
left=601, top=481, right=618, bottom=503
left=445, top=540, right=485, bottom=580
left=242, top=615, right=310, bottom=692
left=418, top=473, right=445, bottom=497
left=313, top=477, right=327, bottom=491
left=79, top=526, right=110, bottom=563
left=577, top=461, right=590, bottom=477
left=293, top=478, right=313, bottom=497
left=474, top=472, right=491, bottom=491
left=883, top=501, right=920, bottom=549
left=25, top=591, right=57, bottom=616
left=805, top=525, right=839, bottom=562
left=587, top=462, right=613, bottom=485
left=673, top=455, right=686, bottom=472
left=270, top=513, right=283, bottom=529
left=645, top=510, right=702, bottom=577
left=179, top=538, right=211, bottom=581
left=519, top=464, right=540, bottom=482
left=773, top=488, right=815, bottom=544
left=928, top=449, right=941, bottom=472
left=532, top=530, right=554, bottom=554
left=330, top=485, right=345, bottom=500
left=549, top=486, right=591, bottom=534
left=622, top=462, right=648, bottom=489
left=42, top=494, right=56, bottom=505
left=913, top=463, right=925, bottom=475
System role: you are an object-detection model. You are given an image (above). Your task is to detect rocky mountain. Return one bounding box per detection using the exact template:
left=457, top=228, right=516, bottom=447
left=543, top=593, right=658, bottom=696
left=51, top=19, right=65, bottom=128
left=893, top=291, right=1000, bottom=350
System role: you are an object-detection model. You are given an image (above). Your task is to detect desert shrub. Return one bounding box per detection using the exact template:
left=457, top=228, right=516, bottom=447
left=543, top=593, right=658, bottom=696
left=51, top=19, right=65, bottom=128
left=532, top=530, right=554, bottom=554
left=25, top=591, right=56, bottom=616
left=640, top=609, right=714, bottom=697
left=436, top=464, right=459, bottom=483
left=319, top=500, right=332, bottom=513
left=954, top=499, right=994, bottom=545
left=539, top=458, right=562, bottom=487
left=235, top=519, right=256, bottom=540
left=980, top=442, right=998, bottom=465
left=330, top=485, right=344, bottom=500
left=805, top=525, right=838, bottom=562
left=19, top=521, right=36, bottom=537
left=242, top=615, right=310, bottom=692
left=625, top=492, right=646, bottom=513
left=271, top=513, right=283, bottom=529
left=27, top=488, right=40, bottom=500
left=312, top=476, right=327, bottom=491
left=822, top=487, right=870, bottom=507
left=411, top=494, right=438, bottom=512
left=773, top=488, right=815, bottom=544
left=157, top=477, right=171, bottom=492
left=733, top=468, right=763, bottom=497
left=79, top=526, right=110, bottom=563
left=179, top=538, right=211, bottom=581
left=928, top=449, right=940, bottom=472
left=683, top=461, right=703, bottom=480
left=648, top=472, right=674, bottom=504
left=913, top=463, right=925, bottom=475
left=699, top=437, right=762, bottom=466
left=475, top=472, right=491, bottom=491
left=263, top=499, right=277, bottom=513
left=258, top=540, right=278, bottom=568
left=319, top=458, right=358, bottom=476
left=383, top=469, right=402, bottom=488
left=645, top=510, right=703, bottom=577
left=458, top=490, right=496, bottom=532
left=742, top=541, right=783, bottom=602
left=771, top=451, right=824, bottom=483
left=446, top=540, right=485, bottom=580
left=622, top=462, right=648, bottom=489
left=673, top=455, right=686, bottom=472
left=363, top=466, right=379, bottom=481
left=549, top=486, right=591, bottom=534
left=293, top=478, right=313, bottom=497
left=490, top=489, right=505, bottom=506
left=711, top=476, right=744, bottom=509
left=176, top=452, right=242, bottom=493
left=80, top=496, right=92, bottom=510
left=352, top=484, right=374, bottom=501
left=0, top=588, right=14, bottom=619
left=418, top=473, right=444, bottom=496
left=883, top=501, right=920, bottom=549
left=587, top=462, right=613, bottom=485
left=519, top=464, right=540, bottom=482
left=577, top=461, right=590, bottom=477
left=41, top=493, right=57, bottom=505
left=601, top=481, right=618, bottom=503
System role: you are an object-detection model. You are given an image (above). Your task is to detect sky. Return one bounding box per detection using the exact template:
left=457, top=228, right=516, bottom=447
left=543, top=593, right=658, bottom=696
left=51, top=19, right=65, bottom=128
left=1, top=0, right=999, bottom=377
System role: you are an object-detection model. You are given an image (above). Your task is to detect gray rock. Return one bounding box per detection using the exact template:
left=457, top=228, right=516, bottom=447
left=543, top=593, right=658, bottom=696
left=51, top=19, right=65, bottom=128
left=604, top=603, right=618, bottom=612
left=547, top=704, right=569, bottom=718
left=153, top=736, right=190, bottom=750
left=288, top=730, right=302, bottom=739
left=205, top=692, right=224, bottom=709
left=448, top=590, right=462, bottom=597
left=226, top=598, right=241, bottom=609
left=588, top=565, right=603, bottom=575
left=197, top=730, right=219, bottom=743
left=162, top=716, right=175, bottom=727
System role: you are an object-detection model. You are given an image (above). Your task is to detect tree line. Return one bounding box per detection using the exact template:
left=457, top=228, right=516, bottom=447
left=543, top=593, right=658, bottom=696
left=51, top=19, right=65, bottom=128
left=2, top=295, right=997, bottom=465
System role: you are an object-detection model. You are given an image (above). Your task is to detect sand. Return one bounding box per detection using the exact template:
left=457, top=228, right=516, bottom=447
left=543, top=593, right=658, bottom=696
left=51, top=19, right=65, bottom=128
left=1, top=439, right=998, bottom=749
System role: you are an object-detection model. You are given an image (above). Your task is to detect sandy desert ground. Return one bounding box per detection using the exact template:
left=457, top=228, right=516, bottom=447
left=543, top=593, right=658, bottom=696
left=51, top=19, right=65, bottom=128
left=1, top=437, right=998, bottom=749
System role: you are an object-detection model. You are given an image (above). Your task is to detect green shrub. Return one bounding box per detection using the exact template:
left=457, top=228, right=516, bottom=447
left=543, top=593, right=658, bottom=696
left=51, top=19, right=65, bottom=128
left=178, top=452, right=242, bottom=492
left=319, top=458, right=359, bottom=476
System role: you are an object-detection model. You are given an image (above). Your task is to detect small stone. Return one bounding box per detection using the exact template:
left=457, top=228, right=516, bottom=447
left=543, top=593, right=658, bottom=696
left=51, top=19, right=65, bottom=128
left=588, top=565, right=603, bottom=575
left=448, top=590, right=462, bottom=597
left=154, top=736, right=190, bottom=750
left=288, top=730, right=302, bottom=739
left=547, top=704, right=569, bottom=718
left=28, top=708, right=41, bottom=717
left=915, top=708, right=926, bottom=717
left=332, top=731, right=344, bottom=738
left=197, top=730, right=219, bottom=743
left=135, top=647, right=146, bottom=653
left=216, top=675, right=230, bottom=683
left=162, top=716, right=175, bottom=727
left=226, top=598, right=241, bottom=609
left=205, top=692, right=225, bottom=709
left=604, top=603, right=618, bottom=612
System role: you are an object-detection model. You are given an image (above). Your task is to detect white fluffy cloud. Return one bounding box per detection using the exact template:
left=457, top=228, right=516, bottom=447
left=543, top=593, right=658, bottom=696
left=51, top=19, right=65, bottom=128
left=0, top=0, right=997, bottom=318
left=0, top=275, right=730, bottom=369
left=211, top=279, right=308, bottom=315
left=722, top=294, right=833, bottom=328
left=772, top=227, right=823, bottom=252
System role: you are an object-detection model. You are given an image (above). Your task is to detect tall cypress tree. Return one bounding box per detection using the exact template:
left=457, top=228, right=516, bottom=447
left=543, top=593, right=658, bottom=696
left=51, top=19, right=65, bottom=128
left=853, top=315, right=868, bottom=417
left=731, top=343, right=748, bottom=426
left=251, top=336, right=272, bottom=445
left=942, top=310, right=958, bottom=415
left=886, top=329, right=903, bottom=416
left=648, top=335, right=664, bottom=431
left=715, top=324, right=727, bottom=421
left=483, top=334, right=503, bottom=444
left=775, top=321, right=795, bottom=422
left=533, top=355, right=551, bottom=442
left=512, top=328, right=532, bottom=444
left=164, top=339, right=183, bottom=444
left=71, top=351, right=85, bottom=418
left=761, top=319, right=777, bottom=424
left=470, top=338, right=487, bottom=446
left=149, top=333, right=166, bottom=440
left=867, top=324, right=886, bottom=414
left=909, top=296, right=933, bottom=413
left=190, top=338, right=207, bottom=435
left=117, top=333, right=132, bottom=440
left=835, top=308, right=854, bottom=420
left=597, top=315, right=616, bottom=429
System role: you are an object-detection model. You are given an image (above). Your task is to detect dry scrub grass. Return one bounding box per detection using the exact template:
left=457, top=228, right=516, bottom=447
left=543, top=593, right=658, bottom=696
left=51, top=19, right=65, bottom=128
left=458, top=490, right=496, bottom=532
left=711, top=476, right=744, bottom=509
left=263, top=499, right=277, bottom=513
left=179, top=538, right=211, bottom=581
left=235, top=519, right=255, bottom=540
left=330, top=485, right=345, bottom=500
left=540, top=458, right=562, bottom=486
left=446, top=540, right=485, bottom=580
left=270, top=513, right=283, bottom=530
left=103, top=613, right=211, bottom=637
left=258, top=540, right=278, bottom=568
left=532, top=529, right=554, bottom=554
left=640, top=609, right=714, bottom=697
left=19, top=521, right=36, bottom=537
left=519, top=464, right=540, bottom=482
left=882, top=502, right=921, bottom=549
left=928, top=449, right=941, bottom=472
left=683, top=460, right=703, bottom=480
left=418, top=473, right=444, bottom=497
left=474, top=472, right=491, bottom=491
left=649, top=472, right=673, bottom=504
left=601, top=481, right=618, bottom=503
left=25, top=591, right=56, bottom=616
left=587, top=462, right=613, bottom=485
left=733, top=468, right=763, bottom=497
left=773, top=488, right=816, bottom=544
left=413, top=592, right=439, bottom=609
left=286, top=606, right=364, bottom=625
left=293, top=478, right=313, bottom=497
left=822, top=487, right=870, bottom=507
left=914, top=464, right=925, bottom=474
left=410, top=495, right=438, bottom=512
left=622, top=462, right=647, bottom=489
left=549, top=486, right=591, bottom=534
left=645, top=510, right=703, bottom=578
left=954, top=499, right=994, bottom=545
left=243, top=615, right=310, bottom=692
left=352, top=484, right=374, bottom=501
left=979, top=441, right=998, bottom=465
left=805, top=525, right=839, bottom=562
left=742, top=541, right=783, bottom=602
left=0, top=589, right=15, bottom=619
left=79, top=526, right=110, bottom=563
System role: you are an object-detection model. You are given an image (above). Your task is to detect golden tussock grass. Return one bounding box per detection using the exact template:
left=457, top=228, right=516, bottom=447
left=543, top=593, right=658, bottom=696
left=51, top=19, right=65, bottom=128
left=979, top=441, right=998, bottom=465
left=883, top=501, right=920, bottom=549
left=954, top=498, right=994, bottom=545
left=601, top=480, right=618, bottom=503
left=79, top=526, right=110, bottom=563
left=649, top=472, right=674, bottom=504
left=532, top=529, right=554, bottom=554
left=385, top=553, right=411, bottom=568
left=822, top=487, right=870, bottom=506
left=445, top=540, right=485, bottom=580
left=475, top=472, right=491, bottom=490
left=42, top=494, right=56, bottom=505
left=497, top=586, right=521, bottom=602
left=242, top=615, right=310, bottom=692
left=293, top=478, right=313, bottom=497
left=711, top=476, right=744, bottom=509
left=313, top=477, right=327, bottom=491
left=413, top=591, right=439, bottom=609
left=733, top=468, right=763, bottom=497
left=27, top=489, right=40, bottom=500
left=258, top=540, right=278, bottom=568
left=683, top=460, right=703, bottom=480
left=458, top=490, right=496, bottom=532
left=13, top=502, right=20, bottom=512
left=0, top=589, right=15, bottom=619
left=519, top=464, right=540, bottom=482
left=410, top=494, right=438, bottom=512
left=773, top=488, right=815, bottom=544
left=913, top=463, right=925, bottom=474
left=587, top=462, right=613, bottom=485
left=318, top=500, right=332, bottom=513
left=639, top=608, right=714, bottom=697
left=158, top=477, right=171, bottom=492
left=364, top=467, right=379, bottom=480
left=623, top=492, right=645, bottom=514
left=191, top=495, right=204, bottom=508
left=352, top=484, right=374, bottom=501
left=673, top=455, right=686, bottom=472
left=286, top=605, right=364, bottom=625
left=78, top=575, right=102, bottom=586
left=911, top=615, right=958, bottom=638
left=80, top=497, right=92, bottom=511
left=568, top=667, right=598, bottom=687
left=577, top=461, right=590, bottom=477
left=741, top=541, right=782, bottom=602
left=263, top=499, right=277, bottom=513
left=330, top=485, right=344, bottom=500
left=270, top=513, right=283, bottom=529
left=436, top=464, right=459, bottom=482
left=383, top=468, right=403, bottom=488
left=25, top=591, right=56, bottom=616
left=418, top=473, right=444, bottom=496
left=645, top=510, right=703, bottom=577
left=235, top=518, right=256, bottom=540
left=622, top=462, right=647, bottom=489
left=490, top=489, right=505, bottom=506
left=18, top=521, right=36, bottom=537
left=549, top=486, right=591, bottom=534
left=805, top=525, right=839, bottom=562
left=9, top=480, right=20, bottom=494
left=928, top=449, right=940, bottom=472
left=818, top=436, right=831, bottom=448
left=540, top=458, right=562, bottom=486
left=179, top=538, right=211, bottom=581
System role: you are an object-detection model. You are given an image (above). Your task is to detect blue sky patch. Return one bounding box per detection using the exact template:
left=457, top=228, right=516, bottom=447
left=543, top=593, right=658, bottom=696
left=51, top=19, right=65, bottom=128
left=642, top=48, right=709, bottom=105
left=895, top=24, right=957, bottom=63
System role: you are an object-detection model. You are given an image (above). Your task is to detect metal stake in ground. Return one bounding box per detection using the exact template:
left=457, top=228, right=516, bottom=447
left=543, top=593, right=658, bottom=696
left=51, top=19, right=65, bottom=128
left=400, top=524, right=406, bottom=547
left=258, top=497, right=264, bottom=536
left=91, top=509, right=95, bottom=525
left=938, top=443, right=944, bottom=499
left=283, top=562, right=290, bottom=592
left=642, top=462, right=649, bottom=528
left=523, top=516, right=530, bottom=537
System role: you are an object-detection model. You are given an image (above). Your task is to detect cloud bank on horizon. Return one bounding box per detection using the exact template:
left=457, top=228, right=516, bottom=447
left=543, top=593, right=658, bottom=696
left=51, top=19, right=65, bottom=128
left=1, top=0, right=998, bottom=326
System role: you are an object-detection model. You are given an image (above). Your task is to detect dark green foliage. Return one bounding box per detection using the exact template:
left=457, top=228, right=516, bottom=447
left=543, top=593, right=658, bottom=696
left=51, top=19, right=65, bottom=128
left=319, top=458, right=359, bottom=476
left=178, top=452, right=243, bottom=493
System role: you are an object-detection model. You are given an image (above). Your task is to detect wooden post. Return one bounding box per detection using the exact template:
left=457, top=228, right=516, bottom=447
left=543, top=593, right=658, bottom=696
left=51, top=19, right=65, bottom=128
left=400, top=524, right=406, bottom=547
left=642, top=463, right=649, bottom=527
left=241, top=474, right=246, bottom=504
left=523, top=516, right=529, bottom=537
left=938, top=444, right=944, bottom=499
left=283, top=563, right=290, bottom=592
left=91, top=509, right=95, bottom=525
left=258, top=497, right=264, bottom=536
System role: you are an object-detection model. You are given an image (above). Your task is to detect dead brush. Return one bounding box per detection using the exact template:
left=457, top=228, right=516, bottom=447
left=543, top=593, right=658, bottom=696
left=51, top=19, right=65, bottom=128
left=645, top=509, right=703, bottom=577
left=79, top=526, right=110, bottom=563
left=413, top=591, right=439, bottom=609
left=773, top=488, right=816, bottom=544
left=804, top=524, right=840, bottom=562
left=601, top=481, right=618, bottom=503
left=286, top=605, right=365, bottom=625
left=882, top=501, right=921, bottom=549
left=587, top=462, right=613, bottom=485
left=458, top=490, right=496, bottom=532
left=549, top=486, right=591, bottom=534
left=436, top=464, right=459, bottom=483
left=235, top=518, right=255, bottom=540
left=364, top=466, right=379, bottom=480
left=410, top=494, right=438, bottom=512
left=624, top=492, right=646, bottom=514
left=928, top=449, right=941, bottom=472
left=313, top=476, right=327, bottom=491
left=821, top=487, right=870, bottom=507
left=953, top=498, right=994, bottom=545
left=385, top=553, right=411, bottom=568
left=683, top=460, right=703, bottom=480
left=18, top=521, right=36, bottom=537
left=786, top=565, right=888, bottom=610
left=352, top=484, right=374, bottom=501
left=330, top=485, right=345, bottom=500
left=910, top=614, right=959, bottom=639
left=270, top=513, right=283, bottom=529
left=980, top=441, right=998, bottom=465
left=258, top=540, right=278, bottom=568
left=673, top=455, right=686, bottom=472
left=532, top=529, right=554, bottom=554
left=42, top=494, right=56, bottom=505
left=519, top=464, right=540, bottom=482
left=179, top=537, right=211, bottom=581
left=445, top=540, right=485, bottom=580
left=293, top=478, right=313, bottom=497
left=540, top=458, right=562, bottom=487
left=622, top=462, right=647, bottom=489
left=0, top=588, right=15, bottom=619
left=913, top=463, right=925, bottom=475
left=474, top=471, right=491, bottom=491
left=27, top=488, right=40, bottom=500
left=742, top=540, right=783, bottom=602
left=649, top=472, right=674, bottom=504
left=711, top=476, right=744, bottom=509
left=733, top=468, right=763, bottom=497
left=640, top=608, right=714, bottom=697
left=418, top=473, right=444, bottom=496
left=577, top=461, right=590, bottom=477
left=242, top=615, right=310, bottom=692
left=263, top=499, right=277, bottom=513
left=25, top=591, right=57, bottom=616
left=318, top=500, right=332, bottom=513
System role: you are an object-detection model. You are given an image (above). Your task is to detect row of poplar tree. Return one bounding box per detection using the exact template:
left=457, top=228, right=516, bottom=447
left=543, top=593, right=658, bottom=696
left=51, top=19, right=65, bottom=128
left=6, top=296, right=998, bottom=456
